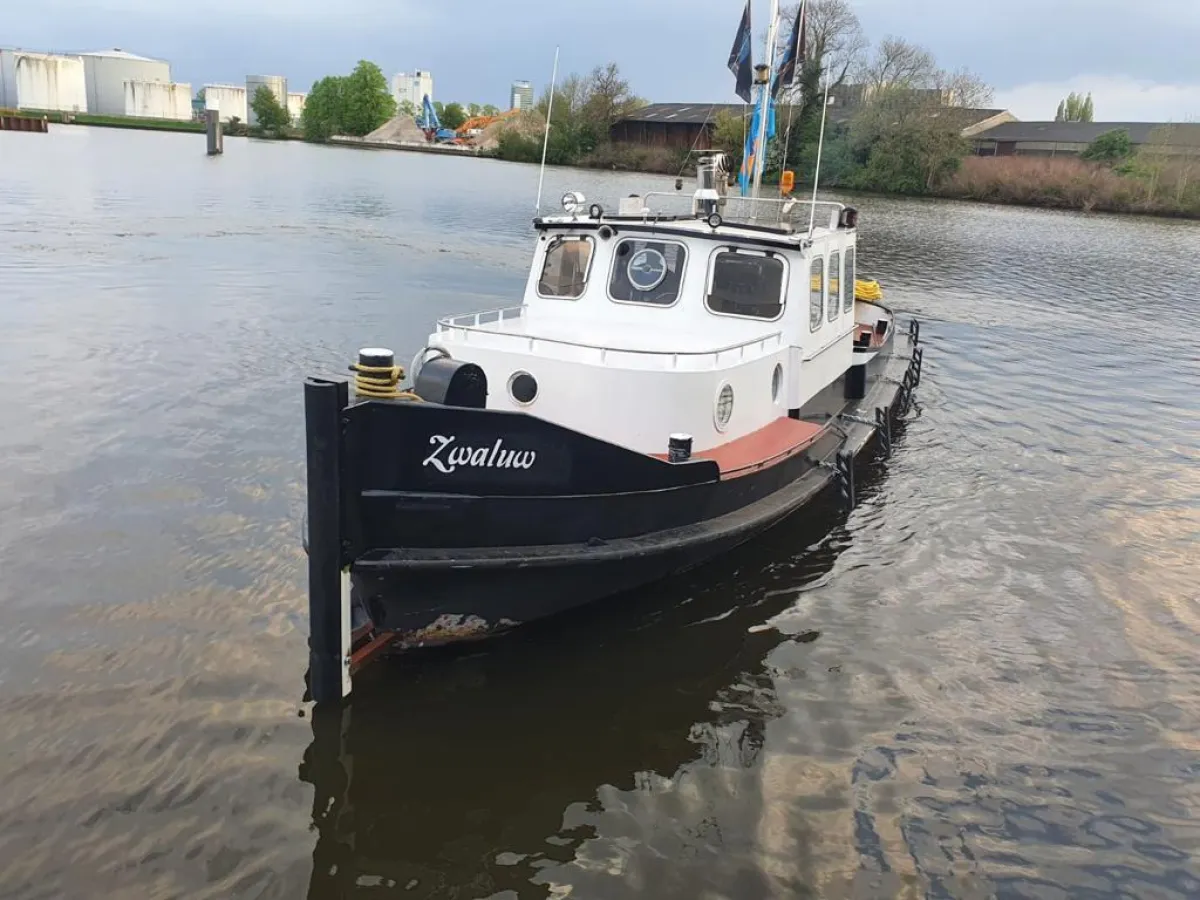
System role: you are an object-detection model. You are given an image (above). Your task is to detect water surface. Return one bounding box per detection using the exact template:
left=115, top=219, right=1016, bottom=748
left=1, top=126, right=1198, bottom=899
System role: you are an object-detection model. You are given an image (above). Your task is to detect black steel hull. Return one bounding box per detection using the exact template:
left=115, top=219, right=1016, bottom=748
left=303, top=321, right=922, bottom=699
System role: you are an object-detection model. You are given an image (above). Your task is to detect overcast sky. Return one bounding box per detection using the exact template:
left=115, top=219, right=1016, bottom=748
left=12, top=0, right=1200, bottom=121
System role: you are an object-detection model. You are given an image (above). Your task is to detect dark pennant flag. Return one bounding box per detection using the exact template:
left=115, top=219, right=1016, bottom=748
left=727, top=0, right=753, bottom=104
left=773, top=0, right=807, bottom=98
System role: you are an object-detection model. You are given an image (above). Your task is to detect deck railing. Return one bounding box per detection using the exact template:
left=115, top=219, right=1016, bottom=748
left=435, top=307, right=783, bottom=369
left=630, top=193, right=846, bottom=231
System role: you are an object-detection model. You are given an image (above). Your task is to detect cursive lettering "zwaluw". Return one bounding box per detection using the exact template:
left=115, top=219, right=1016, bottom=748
left=422, top=435, right=537, bottom=474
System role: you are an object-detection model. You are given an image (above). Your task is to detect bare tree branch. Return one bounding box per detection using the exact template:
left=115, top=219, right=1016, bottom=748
left=780, top=0, right=867, bottom=90
left=862, top=36, right=938, bottom=95
left=935, top=67, right=995, bottom=108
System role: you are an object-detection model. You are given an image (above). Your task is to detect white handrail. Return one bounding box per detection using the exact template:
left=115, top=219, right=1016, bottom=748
left=436, top=310, right=783, bottom=366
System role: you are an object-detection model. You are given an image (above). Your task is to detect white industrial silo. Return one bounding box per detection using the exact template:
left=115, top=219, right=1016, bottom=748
left=245, top=75, right=287, bottom=126
left=80, top=49, right=170, bottom=116
left=0, top=49, right=88, bottom=112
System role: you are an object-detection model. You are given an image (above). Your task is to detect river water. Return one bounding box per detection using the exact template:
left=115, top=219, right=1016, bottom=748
left=0, top=125, right=1198, bottom=899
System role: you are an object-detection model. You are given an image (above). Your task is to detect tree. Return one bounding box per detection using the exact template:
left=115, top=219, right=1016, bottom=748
left=862, top=36, right=938, bottom=95
left=780, top=0, right=867, bottom=95
left=482, top=104, right=500, bottom=116
left=935, top=67, right=994, bottom=108
left=1056, top=92, right=1094, bottom=122
left=195, top=87, right=206, bottom=104
left=397, top=99, right=416, bottom=119
left=440, top=102, right=467, bottom=130
left=467, top=102, right=482, bottom=117
left=1081, top=128, right=1132, bottom=164
left=302, top=76, right=346, bottom=142
left=341, top=60, right=396, bottom=136
left=580, top=63, right=642, bottom=132
left=250, top=85, right=291, bottom=134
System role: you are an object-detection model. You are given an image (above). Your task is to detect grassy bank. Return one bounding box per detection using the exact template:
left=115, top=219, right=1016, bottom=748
left=39, top=111, right=205, bottom=133
left=936, top=156, right=1200, bottom=219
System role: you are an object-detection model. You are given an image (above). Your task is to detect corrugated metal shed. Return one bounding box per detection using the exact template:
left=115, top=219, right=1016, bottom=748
left=0, top=49, right=88, bottom=112
left=80, top=49, right=170, bottom=116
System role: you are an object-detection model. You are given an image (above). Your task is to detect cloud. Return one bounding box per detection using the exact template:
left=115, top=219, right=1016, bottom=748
left=996, top=75, right=1200, bottom=123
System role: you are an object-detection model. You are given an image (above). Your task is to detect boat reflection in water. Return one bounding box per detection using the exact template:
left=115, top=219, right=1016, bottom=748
left=298, top=481, right=883, bottom=898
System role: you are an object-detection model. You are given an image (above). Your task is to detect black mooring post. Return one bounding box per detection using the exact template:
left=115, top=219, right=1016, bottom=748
left=305, top=377, right=350, bottom=704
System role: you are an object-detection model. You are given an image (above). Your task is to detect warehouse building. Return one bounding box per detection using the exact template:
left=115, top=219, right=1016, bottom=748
left=972, top=121, right=1200, bottom=158
left=0, top=49, right=88, bottom=112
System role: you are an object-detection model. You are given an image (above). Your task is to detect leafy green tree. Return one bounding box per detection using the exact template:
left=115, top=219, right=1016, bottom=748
left=482, top=104, right=500, bottom=116
left=1081, top=128, right=1132, bottom=164
left=467, top=102, right=482, bottom=117
left=302, top=76, right=346, bottom=142
left=1056, top=92, right=1094, bottom=122
left=397, top=99, right=416, bottom=118
left=440, top=102, right=467, bottom=130
left=341, top=60, right=396, bottom=136
left=195, top=87, right=206, bottom=104
left=250, top=85, right=291, bottom=134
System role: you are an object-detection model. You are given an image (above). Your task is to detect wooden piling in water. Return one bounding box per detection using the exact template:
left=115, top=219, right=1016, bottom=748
left=205, top=109, right=223, bottom=155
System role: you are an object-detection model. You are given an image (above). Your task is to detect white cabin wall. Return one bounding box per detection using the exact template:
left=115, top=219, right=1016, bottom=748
left=437, top=344, right=788, bottom=455
left=523, top=231, right=787, bottom=345
left=787, top=232, right=856, bottom=409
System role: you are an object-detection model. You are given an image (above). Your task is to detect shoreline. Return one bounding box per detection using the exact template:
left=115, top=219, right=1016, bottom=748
left=13, top=114, right=1196, bottom=223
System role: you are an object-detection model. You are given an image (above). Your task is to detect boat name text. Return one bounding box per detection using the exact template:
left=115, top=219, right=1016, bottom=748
left=422, top=435, right=537, bottom=474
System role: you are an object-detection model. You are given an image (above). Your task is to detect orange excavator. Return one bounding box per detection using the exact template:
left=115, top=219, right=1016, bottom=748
left=454, top=109, right=517, bottom=141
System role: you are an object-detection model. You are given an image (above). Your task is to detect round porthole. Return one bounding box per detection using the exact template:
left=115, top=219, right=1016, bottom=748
left=626, top=247, right=668, bottom=292
left=508, top=371, right=538, bottom=405
left=715, top=383, right=734, bottom=432
left=771, top=364, right=783, bottom=403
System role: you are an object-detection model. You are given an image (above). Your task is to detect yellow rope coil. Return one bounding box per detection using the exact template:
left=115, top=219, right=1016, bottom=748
left=349, top=363, right=422, bottom=401
left=855, top=279, right=883, bottom=301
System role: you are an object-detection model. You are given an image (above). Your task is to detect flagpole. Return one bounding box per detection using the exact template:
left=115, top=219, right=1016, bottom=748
left=779, top=0, right=807, bottom=183
left=750, top=0, right=782, bottom=206
left=807, top=75, right=832, bottom=237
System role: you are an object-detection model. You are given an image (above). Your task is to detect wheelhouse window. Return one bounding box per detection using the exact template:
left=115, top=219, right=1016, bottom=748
left=705, top=250, right=785, bottom=319
left=537, top=235, right=594, bottom=299
left=609, top=239, right=687, bottom=305
left=844, top=247, right=856, bottom=313
left=828, top=251, right=841, bottom=323
left=809, top=256, right=824, bottom=331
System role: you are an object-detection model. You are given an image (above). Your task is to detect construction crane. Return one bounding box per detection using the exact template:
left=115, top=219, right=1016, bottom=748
left=416, top=95, right=457, bottom=143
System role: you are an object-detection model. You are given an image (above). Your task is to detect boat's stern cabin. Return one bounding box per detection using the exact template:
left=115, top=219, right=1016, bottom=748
left=424, top=170, right=870, bottom=459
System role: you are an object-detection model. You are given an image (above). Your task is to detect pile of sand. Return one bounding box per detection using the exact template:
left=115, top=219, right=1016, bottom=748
left=365, top=115, right=427, bottom=145
left=475, top=110, right=546, bottom=151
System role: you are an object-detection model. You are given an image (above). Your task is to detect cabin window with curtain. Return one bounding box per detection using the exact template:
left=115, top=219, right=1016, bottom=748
left=537, top=236, right=594, bottom=299
left=705, top=250, right=785, bottom=319
left=609, top=239, right=687, bottom=305
left=844, top=247, right=856, bottom=313
left=809, top=256, right=824, bottom=331
left=828, top=251, right=841, bottom=322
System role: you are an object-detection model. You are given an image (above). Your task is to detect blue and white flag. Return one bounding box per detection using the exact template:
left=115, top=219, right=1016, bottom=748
left=727, top=1, right=753, bottom=104
left=739, top=93, right=777, bottom=196
left=773, top=0, right=807, bottom=99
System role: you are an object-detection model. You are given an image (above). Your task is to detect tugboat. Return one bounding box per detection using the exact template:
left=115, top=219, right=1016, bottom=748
left=302, top=3, right=923, bottom=702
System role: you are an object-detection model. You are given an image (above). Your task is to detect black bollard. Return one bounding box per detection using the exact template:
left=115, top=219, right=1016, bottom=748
left=305, top=377, right=350, bottom=704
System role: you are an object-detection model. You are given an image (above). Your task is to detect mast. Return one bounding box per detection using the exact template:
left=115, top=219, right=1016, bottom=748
left=750, top=0, right=781, bottom=203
